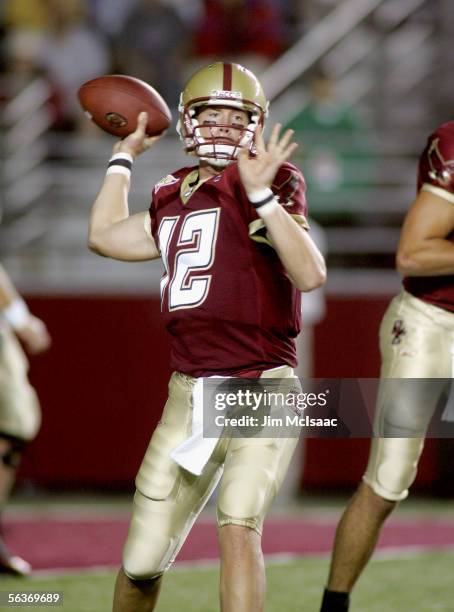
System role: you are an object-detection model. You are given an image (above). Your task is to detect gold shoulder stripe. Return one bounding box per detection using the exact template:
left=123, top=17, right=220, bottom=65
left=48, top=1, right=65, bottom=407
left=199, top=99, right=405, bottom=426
left=154, top=174, right=179, bottom=191
left=421, top=183, right=454, bottom=204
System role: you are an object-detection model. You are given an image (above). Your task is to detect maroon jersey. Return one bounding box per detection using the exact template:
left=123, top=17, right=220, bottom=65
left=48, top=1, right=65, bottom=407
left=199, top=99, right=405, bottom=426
left=148, top=161, right=308, bottom=376
left=404, top=121, right=454, bottom=311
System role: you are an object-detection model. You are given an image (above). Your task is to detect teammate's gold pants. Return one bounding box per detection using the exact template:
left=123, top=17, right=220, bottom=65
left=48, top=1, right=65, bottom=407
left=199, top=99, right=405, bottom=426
left=0, top=327, right=41, bottom=441
left=364, top=290, right=454, bottom=501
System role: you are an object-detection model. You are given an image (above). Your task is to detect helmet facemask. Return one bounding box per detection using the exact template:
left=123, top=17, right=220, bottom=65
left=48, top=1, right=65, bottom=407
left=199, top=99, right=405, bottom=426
left=177, top=98, right=266, bottom=167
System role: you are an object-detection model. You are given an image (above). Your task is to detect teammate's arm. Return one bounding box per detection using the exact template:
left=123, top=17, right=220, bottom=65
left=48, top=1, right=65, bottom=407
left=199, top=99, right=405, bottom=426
left=238, top=125, right=326, bottom=291
left=396, top=189, right=454, bottom=276
left=0, top=264, right=51, bottom=354
left=88, top=112, right=162, bottom=261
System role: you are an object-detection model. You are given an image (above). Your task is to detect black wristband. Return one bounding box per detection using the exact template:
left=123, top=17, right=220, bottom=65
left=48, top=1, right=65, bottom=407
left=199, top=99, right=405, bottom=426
left=251, top=192, right=275, bottom=209
left=107, top=158, right=133, bottom=170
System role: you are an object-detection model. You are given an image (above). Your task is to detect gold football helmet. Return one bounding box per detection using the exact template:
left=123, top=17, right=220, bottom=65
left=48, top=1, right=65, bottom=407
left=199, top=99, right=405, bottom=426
left=177, top=62, right=269, bottom=166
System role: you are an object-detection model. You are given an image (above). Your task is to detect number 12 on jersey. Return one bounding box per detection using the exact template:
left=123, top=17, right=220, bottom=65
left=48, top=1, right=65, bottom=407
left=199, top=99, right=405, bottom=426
left=158, top=208, right=220, bottom=311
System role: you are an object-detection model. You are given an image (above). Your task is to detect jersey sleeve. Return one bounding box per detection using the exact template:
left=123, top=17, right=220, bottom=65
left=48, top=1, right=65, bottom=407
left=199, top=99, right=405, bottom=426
left=418, top=122, right=454, bottom=204
left=248, top=163, right=309, bottom=246
left=146, top=171, right=182, bottom=251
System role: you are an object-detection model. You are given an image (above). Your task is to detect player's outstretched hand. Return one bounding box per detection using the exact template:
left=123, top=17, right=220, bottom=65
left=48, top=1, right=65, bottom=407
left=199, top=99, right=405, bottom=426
left=15, top=315, right=51, bottom=355
left=238, top=124, right=298, bottom=194
left=113, top=112, right=164, bottom=159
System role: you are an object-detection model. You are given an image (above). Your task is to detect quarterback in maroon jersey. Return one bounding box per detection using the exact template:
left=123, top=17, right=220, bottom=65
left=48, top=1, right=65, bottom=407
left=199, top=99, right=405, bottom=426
left=88, top=62, right=326, bottom=612
left=320, top=120, right=454, bottom=612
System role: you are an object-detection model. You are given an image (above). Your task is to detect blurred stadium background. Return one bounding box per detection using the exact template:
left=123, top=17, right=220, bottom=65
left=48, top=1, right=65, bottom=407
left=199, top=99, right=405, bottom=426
left=1, top=1, right=454, bottom=610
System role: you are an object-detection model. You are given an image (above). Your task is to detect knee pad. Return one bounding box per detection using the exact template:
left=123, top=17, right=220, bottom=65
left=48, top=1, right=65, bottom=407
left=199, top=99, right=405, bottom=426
left=217, top=441, right=278, bottom=535
left=363, top=437, right=425, bottom=501
left=123, top=564, right=164, bottom=582
left=0, top=434, right=25, bottom=469
left=217, top=464, right=269, bottom=534
left=217, top=437, right=297, bottom=535
left=122, top=490, right=182, bottom=580
left=123, top=468, right=219, bottom=581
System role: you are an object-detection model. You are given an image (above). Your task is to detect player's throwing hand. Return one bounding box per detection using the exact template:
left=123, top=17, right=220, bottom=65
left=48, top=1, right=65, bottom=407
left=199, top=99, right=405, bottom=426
left=237, top=124, right=298, bottom=193
left=113, top=112, right=165, bottom=159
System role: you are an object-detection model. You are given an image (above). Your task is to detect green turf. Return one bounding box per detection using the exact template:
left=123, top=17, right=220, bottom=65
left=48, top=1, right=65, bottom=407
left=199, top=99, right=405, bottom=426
left=1, top=551, right=453, bottom=611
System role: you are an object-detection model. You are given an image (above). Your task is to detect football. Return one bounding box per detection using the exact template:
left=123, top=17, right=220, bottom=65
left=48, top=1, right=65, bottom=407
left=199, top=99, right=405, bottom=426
left=77, top=75, right=172, bottom=138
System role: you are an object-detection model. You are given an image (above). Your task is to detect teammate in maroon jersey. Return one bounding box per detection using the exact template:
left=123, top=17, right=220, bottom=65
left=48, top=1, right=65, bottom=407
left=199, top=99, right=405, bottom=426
left=88, top=62, right=326, bottom=612
left=320, top=120, right=454, bottom=612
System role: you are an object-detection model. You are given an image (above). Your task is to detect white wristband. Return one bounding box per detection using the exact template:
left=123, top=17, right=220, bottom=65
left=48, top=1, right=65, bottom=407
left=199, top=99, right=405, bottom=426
left=247, top=187, right=279, bottom=218
left=106, top=152, right=134, bottom=177
left=247, top=187, right=274, bottom=204
left=256, top=199, right=279, bottom=218
left=106, top=166, right=131, bottom=177
left=1, top=298, right=30, bottom=330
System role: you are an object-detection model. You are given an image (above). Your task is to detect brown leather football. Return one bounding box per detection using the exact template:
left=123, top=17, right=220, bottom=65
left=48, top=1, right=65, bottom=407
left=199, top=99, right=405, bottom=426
left=78, top=75, right=172, bottom=137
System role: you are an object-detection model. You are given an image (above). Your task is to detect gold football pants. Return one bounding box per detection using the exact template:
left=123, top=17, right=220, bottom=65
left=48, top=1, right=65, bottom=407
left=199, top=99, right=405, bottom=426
left=364, top=290, right=454, bottom=501
left=122, top=365, right=298, bottom=580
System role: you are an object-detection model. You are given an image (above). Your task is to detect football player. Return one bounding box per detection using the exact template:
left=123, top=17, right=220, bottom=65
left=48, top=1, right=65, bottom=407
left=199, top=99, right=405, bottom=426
left=320, top=120, right=454, bottom=612
left=0, top=264, right=51, bottom=575
left=88, top=62, right=326, bottom=612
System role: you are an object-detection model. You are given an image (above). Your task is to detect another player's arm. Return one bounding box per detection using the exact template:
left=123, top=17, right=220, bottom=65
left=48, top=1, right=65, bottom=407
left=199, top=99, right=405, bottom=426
left=88, top=112, right=162, bottom=262
left=238, top=125, right=326, bottom=291
left=0, top=264, right=51, bottom=354
left=396, top=189, right=454, bottom=276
